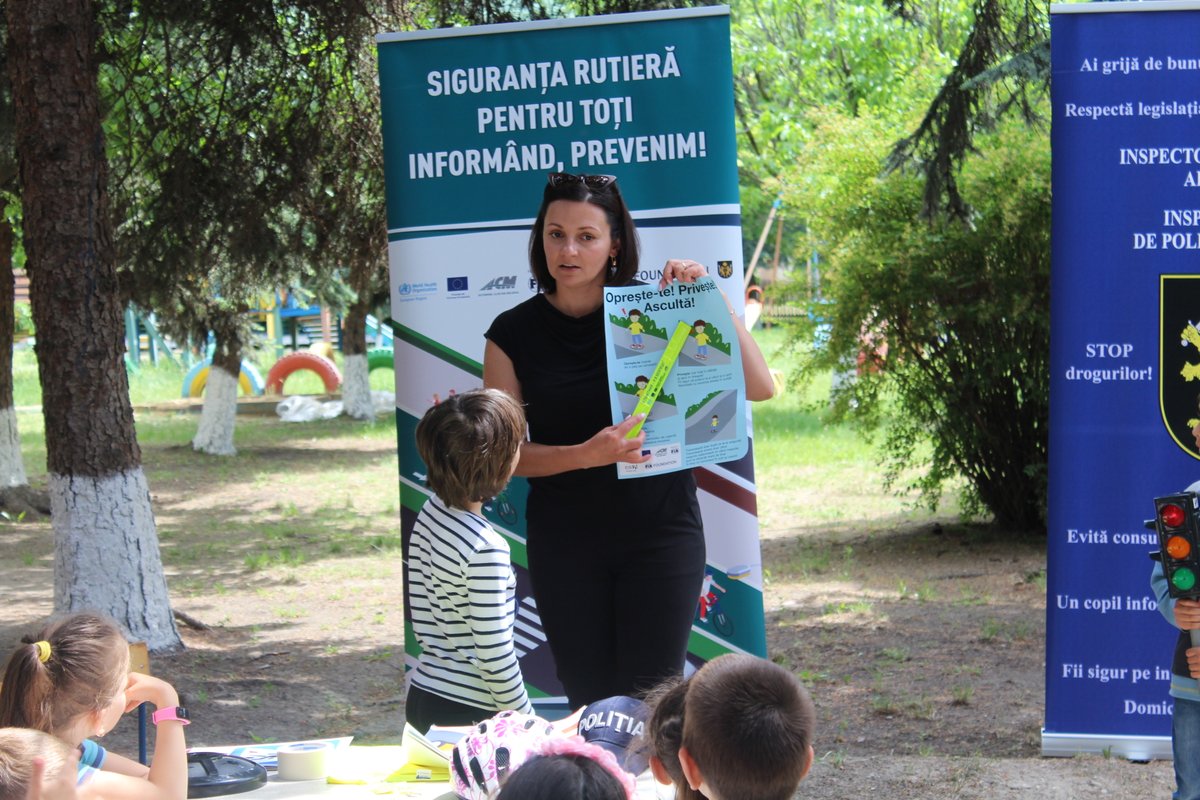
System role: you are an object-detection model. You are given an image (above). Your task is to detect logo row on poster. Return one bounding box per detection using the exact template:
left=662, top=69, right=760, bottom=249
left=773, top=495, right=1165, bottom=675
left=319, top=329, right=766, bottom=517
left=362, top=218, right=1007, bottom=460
left=397, top=274, right=532, bottom=301
left=396, top=265, right=711, bottom=303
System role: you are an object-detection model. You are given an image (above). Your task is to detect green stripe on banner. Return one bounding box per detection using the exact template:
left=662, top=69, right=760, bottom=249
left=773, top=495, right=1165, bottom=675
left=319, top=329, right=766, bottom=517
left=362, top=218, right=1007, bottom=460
left=687, top=630, right=738, bottom=661
left=400, top=482, right=426, bottom=513
left=507, top=538, right=528, bottom=570
left=386, top=317, right=482, bottom=377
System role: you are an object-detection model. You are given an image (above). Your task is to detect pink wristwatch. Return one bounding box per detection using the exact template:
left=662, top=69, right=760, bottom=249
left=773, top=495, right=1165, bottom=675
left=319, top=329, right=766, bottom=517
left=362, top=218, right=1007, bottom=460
left=151, top=706, right=191, bottom=726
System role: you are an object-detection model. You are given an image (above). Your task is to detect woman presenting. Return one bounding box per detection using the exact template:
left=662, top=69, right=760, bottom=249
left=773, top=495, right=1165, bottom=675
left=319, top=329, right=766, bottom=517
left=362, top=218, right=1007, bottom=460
left=483, top=172, right=774, bottom=707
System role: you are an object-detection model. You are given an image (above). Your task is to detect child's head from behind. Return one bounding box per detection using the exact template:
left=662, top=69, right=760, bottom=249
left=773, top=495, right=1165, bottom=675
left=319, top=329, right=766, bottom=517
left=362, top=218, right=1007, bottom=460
left=643, top=677, right=700, bottom=800
left=497, top=737, right=635, bottom=800
left=0, top=612, right=129, bottom=737
left=680, top=654, right=815, bottom=800
left=416, top=388, right=525, bottom=510
left=0, top=727, right=74, bottom=800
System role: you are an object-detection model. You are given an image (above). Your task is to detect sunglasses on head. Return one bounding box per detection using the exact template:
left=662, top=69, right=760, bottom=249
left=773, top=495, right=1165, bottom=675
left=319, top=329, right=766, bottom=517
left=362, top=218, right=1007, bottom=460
left=547, top=172, right=617, bottom=190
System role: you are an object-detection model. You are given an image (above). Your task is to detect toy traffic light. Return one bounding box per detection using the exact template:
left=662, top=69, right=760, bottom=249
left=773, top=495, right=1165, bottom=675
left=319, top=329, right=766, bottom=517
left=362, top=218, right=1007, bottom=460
left=1153, top=492, right=1200, bottom=599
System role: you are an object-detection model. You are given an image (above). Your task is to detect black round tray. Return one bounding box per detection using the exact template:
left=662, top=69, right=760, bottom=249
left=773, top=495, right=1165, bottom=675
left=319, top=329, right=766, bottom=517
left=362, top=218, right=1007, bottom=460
left=187, top=752, right=268, bottom=798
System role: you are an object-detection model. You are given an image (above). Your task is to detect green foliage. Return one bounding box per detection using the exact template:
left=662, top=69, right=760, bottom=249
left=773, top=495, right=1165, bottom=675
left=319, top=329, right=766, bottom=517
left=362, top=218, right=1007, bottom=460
left=13, top=303, right=33, bottom=340
left=731, top=0, right=973, bottom=260
left=783, top=112, right=1049, bottom=530
left=99, top=3, right=401, bottom=360
left=886, top=0, right=1050, bottom=218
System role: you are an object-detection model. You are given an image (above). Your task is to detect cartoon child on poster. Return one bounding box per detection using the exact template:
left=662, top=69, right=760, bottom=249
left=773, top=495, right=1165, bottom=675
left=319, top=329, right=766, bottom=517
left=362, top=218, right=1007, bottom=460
left=692, top=319, right=709, bottom=359
left=629, top=309, right=645, bottom=350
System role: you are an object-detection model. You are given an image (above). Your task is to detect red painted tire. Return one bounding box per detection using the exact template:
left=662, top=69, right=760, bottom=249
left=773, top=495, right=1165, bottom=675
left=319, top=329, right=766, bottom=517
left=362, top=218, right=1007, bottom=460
left=265, top=352, right=342, bottom=395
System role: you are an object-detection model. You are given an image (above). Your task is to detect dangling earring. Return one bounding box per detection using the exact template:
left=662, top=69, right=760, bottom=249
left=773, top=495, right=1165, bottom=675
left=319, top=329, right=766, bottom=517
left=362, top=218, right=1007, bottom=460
left=609, top=254, right=617, bottom=273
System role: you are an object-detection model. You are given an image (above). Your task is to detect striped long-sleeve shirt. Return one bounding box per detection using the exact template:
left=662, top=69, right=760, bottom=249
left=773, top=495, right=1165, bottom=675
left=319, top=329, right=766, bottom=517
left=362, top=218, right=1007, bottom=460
left=408, top=496, right=533, bottom=715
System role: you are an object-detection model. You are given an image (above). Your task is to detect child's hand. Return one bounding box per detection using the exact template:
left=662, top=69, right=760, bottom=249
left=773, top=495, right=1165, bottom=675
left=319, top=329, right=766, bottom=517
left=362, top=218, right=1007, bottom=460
left=123, top=672, right=180, bottom=712
left=26, top=754, right=78, bottom=800
left=1187, top=647, right=1200, bottom=680
left=1177, top=599, right=1200, bottom=630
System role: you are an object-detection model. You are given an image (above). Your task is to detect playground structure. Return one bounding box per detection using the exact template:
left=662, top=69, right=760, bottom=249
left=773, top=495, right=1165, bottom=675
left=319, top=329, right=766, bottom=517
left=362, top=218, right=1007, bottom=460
left=118, top=290, right=395, bottom=399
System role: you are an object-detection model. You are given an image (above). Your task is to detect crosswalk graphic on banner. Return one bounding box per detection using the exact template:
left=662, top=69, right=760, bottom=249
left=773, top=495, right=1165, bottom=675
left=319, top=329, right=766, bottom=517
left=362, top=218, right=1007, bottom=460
left=513, top=596, right=547, bottom=659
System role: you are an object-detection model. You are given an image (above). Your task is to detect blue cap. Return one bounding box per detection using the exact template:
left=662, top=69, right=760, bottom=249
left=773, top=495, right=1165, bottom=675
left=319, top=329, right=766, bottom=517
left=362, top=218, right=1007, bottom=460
left=576, top=696, right=651, bottom=775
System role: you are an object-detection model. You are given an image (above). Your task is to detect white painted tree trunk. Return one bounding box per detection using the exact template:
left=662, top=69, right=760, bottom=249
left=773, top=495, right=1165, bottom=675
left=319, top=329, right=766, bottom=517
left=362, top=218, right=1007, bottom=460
left=342, top=353, right=374, bottom=420
left=0, top=406, right=28, bottom=487
left=51, top=469, right=181, bottom=650
left=192, top=367, right=238, bottom=455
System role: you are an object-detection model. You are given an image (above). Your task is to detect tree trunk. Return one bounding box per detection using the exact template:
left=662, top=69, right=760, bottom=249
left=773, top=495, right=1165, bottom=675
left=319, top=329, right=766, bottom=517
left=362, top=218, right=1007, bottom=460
left=8, top=0, right=181, bottom=650
left=0, top=220, right=27, bottom=487
left=341, top=298, right=374, bottom=420
left=193, top=341, right=241, bottom=456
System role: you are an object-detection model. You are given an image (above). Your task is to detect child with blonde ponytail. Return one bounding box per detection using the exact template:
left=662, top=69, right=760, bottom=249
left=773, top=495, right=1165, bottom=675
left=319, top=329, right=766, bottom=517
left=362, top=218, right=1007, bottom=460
left=0, top=612, right=187, bottom=800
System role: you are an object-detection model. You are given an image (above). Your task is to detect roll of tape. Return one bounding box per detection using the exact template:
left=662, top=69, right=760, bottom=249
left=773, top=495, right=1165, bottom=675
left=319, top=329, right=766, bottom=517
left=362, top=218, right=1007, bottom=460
left=277, top=742, right=330, bottom=781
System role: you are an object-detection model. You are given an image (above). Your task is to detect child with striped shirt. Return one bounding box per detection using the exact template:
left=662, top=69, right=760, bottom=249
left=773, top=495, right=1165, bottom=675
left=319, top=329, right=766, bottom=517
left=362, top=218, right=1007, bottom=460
left=405, top=388, right=534, bottom=732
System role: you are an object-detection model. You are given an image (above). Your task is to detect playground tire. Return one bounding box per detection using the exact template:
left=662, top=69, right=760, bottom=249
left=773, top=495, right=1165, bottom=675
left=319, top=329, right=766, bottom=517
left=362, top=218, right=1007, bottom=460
left=367, top=348, right=394, bottom=374
left=265, top=351, right=342, bottom=395
left=181, top=359, right=265, bottom=398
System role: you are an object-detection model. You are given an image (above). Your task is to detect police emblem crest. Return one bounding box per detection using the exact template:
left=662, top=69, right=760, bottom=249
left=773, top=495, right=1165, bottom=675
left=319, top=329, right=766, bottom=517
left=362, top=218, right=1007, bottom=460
left=717, top=260, right=733, bottom=279
left=1161, top=274, right=1200, bottom=459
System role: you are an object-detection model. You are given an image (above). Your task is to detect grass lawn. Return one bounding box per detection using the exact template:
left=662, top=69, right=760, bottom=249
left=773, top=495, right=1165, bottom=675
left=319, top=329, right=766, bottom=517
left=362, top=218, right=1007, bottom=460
left=11, top=329, right=955, bottom=536
left=751, top=325, right=955, bottom=534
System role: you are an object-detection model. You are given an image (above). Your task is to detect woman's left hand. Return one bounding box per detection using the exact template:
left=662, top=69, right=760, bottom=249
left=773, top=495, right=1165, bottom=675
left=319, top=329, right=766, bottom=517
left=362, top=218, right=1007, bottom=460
left=658, top=259, right=707, bottom=289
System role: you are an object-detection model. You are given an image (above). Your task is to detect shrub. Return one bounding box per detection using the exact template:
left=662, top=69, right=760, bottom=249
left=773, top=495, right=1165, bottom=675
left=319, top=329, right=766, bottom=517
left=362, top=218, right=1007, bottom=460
left=784, top=113, right=1049, bottom=531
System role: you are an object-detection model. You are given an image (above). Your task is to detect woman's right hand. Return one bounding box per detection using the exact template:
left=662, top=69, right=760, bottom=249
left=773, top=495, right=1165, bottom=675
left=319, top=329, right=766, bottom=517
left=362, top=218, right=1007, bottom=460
left=583, top=414, right=651, bottom=467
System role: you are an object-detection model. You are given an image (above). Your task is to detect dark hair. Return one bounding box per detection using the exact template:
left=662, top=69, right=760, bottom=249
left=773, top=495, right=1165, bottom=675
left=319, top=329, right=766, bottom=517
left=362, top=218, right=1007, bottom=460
left=0, top=612, right=129, bottom=736
left=528, top=176, right=640, bottom=293
left=0, top=728, right=74, bottom=800
left=643, top=677, right=701, bottom=800
left=496, top=754, right=626, bottom=800
left=415, top=388, right=526, bottom=510
left=681, top=654, right=815, bottom=800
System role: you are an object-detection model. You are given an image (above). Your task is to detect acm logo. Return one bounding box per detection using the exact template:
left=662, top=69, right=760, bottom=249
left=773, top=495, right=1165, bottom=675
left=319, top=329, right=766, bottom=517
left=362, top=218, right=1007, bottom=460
left=481, top=276, right=518, bottom=291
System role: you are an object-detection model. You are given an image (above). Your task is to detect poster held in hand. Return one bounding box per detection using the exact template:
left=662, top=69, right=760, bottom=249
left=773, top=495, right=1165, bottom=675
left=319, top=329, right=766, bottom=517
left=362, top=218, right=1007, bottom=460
left=603, top=277, right=747, bottom=478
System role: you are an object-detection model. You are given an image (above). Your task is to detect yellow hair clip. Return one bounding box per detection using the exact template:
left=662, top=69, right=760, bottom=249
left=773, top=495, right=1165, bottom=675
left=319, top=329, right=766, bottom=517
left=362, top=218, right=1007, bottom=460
left=33, top=641, right=51, bottom=663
